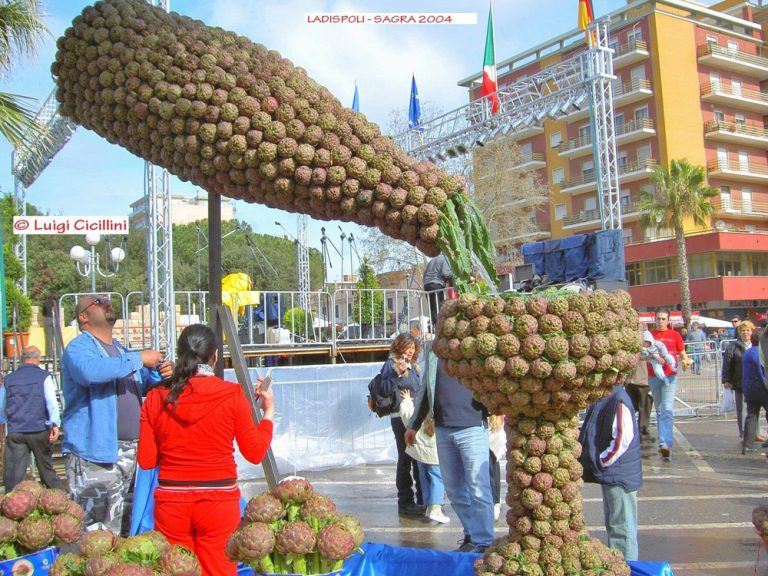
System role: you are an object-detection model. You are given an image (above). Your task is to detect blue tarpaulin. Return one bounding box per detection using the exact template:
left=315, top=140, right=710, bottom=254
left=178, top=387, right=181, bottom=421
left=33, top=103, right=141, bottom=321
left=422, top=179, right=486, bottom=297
left=521, top=241, right=545, bottom=276
left=587, top=228, right=626, bottom=281
left=543, top=238, right=566, bottom=283
left=134, top=470, right=673, bottom=576
left=561, top=234, right=590, bottom=281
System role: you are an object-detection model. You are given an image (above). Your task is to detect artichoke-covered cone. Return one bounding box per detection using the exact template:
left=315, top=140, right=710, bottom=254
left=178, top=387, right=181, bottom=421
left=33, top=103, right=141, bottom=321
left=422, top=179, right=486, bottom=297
left=434, top=289, right=639, bottom=576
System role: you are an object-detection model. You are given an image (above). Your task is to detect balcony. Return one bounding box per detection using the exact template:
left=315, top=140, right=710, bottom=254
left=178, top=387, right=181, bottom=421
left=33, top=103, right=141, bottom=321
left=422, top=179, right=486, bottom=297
left=700, top=81, right=768, bottom=114
left=613, top=78, right=653, bottom=107
left=559, top=171, right=597, bottom=195
left=707, top=158, right=768, bottom=184
left=616, top=118, right=656, bottom=145
left=618, top=158, right=656, bottom=184
left=508, top=152, right=546, bottom=172
left=697, top=43, right=768, bottom=80
left=703, top=120, right=768, bottom=149
left=556, top=134, right=593, bottom=159
left=711, top=196, right=768, bottom=221
left=614, top=39, right=650, bottom=68
left=562, top=200, right=642, bottom=231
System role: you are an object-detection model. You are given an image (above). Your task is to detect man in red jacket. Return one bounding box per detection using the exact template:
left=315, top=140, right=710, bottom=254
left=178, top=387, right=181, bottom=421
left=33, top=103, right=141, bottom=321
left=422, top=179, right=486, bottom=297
left=647, top=311, right=686, bottom=460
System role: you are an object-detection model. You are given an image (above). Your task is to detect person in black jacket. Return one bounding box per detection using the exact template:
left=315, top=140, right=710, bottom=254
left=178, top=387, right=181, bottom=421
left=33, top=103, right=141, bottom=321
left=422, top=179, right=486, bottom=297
left=722, top=320, right=756, bottom=446
left=743, top=328, right=768, bottom=455
left=380, top=333, right=423, bottom=517
left=578, top=383, right=642, bottom=561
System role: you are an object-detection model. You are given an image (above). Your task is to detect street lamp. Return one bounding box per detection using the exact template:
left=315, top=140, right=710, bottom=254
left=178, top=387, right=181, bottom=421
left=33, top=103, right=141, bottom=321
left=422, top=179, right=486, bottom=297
left=69, top=234, right=126, bottom=292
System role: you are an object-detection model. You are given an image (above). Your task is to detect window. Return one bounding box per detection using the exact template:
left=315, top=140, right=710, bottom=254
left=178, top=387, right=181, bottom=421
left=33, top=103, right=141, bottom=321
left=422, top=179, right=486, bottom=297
left=688, top=253, right=712, bottom=279
left=735, top=113, right=746, bottom=126
left=628, top=27, right=643, bottom=45
left=618, top=152, right=629, bottom=171
left=622, top=228, right=633, bottom=245
left=732, top=79, right=742, bottom=97
left=645, top=258, right=674, bottom=283
left=609, top=38, right=619, bottom=52
left=526, top=209, right=537, bottom=225
left=552, top=167, right=564, bottom=184
left=630, top=65, right=646, bottom=85
left=614, top=112, right=625, bottom=129
left=620, top=190, right=631, bottom=211
left=554, top=203, right=567, bottom=221
left=710, top=72, right=721, bottom=90
left=550, top=131, right=562, bottom=148
left=720, top=185, right=732, bottom=210
left=579, top=124, right=591, bottom=141
left=706, top=34, right=718, bottom=45
left=714, top=110, right=725, bottom=122
left=727, top=40, right=739, bottom=53
left=626, top=262, right=643, bottom=286
left=717, top=146, right=728, bottom=166
left=741, top=188, right=752, bottom=212
left=634, top=106, right=649, bottom=123
left=751, top=252, right=768, bottom=276
left=637, top=143, right=652, bottom=164
left=716, top=253, right=743, bottom=277
left=585, top=196, right=597, bottom=212
left=739, top=150, right=749, bottom=172
left=582, top=160, right=594, bottom=179
left=520, top=142, right=533, bottom=160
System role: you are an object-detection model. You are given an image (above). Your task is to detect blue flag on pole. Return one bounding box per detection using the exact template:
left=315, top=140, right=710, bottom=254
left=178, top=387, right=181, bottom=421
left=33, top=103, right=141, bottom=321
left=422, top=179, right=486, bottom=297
left=408, top=75, right=422, bottom=131
left=352, top=83, right=359, bottom=112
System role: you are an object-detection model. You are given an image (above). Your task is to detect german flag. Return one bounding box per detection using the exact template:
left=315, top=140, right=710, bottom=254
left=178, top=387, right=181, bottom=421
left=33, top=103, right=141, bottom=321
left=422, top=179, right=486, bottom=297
left=578, top=0, right=596, bottom=46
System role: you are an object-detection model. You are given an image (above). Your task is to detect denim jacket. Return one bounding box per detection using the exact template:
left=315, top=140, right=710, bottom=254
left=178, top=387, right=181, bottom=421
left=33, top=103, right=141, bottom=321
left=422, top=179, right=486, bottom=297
left=61, top=330, right=152, bottom=463
left=407, top=343, right=437, bottom=432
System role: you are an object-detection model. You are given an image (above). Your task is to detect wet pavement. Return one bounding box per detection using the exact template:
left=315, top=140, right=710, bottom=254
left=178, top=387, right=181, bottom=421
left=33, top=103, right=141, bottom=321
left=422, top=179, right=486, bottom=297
left=238, top=415, right=768, bottom=576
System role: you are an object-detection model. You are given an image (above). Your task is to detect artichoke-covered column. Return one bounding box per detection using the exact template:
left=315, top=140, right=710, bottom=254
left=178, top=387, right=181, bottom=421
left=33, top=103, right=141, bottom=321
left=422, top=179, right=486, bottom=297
left=433, top=290, right=642, bottom=576
left=52, top=0, right=497, bottom=290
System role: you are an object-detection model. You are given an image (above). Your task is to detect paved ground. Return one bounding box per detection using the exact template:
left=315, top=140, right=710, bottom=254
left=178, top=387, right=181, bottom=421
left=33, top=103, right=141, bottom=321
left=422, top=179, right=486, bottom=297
left=237, top=415, right=768, bottom=576
left=22, top=412, right=768, bottom=575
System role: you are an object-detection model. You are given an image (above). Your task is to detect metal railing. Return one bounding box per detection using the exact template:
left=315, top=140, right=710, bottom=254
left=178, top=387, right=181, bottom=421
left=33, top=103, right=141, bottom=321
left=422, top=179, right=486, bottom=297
left=711, top=196, right=768, bottom=216
left=697, top=42, right=768, bottom=69
left=700, top=81, right=768, bottom=104
left=615, top=39, right=648, bottom=59
left=612, top=78, right=652, bottom=98
left=704, top=119, right=768, bottom=140
left=557, top=118, right=655, bottom=155
left=707, top=158, right=768, bottom=177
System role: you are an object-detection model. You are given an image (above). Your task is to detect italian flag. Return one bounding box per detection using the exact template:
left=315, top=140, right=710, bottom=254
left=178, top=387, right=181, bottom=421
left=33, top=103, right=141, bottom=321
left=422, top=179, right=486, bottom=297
left=480, top=4, right=499, bottom=114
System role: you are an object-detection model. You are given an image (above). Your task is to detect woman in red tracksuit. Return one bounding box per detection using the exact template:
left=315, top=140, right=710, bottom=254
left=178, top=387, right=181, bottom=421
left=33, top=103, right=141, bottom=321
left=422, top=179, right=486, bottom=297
left=138, top=324, right=275, bottom=576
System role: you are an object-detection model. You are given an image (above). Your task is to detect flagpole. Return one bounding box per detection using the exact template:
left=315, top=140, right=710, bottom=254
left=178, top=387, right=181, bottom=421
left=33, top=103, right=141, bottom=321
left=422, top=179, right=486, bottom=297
left=490, top=0, right=498, bottom=111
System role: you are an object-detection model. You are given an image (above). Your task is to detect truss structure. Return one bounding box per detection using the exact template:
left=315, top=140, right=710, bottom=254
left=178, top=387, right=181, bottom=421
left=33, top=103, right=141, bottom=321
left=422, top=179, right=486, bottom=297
left=297, top=215, right=310, bottom=309
left=395, top=21, right=621, bottom=231
left=11, top=89, right=77, bottom=293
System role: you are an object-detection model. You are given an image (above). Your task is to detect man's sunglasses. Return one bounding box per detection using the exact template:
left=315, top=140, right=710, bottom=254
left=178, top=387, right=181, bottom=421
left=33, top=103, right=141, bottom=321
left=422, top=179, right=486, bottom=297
left=81, top=297, right=110, bottom=314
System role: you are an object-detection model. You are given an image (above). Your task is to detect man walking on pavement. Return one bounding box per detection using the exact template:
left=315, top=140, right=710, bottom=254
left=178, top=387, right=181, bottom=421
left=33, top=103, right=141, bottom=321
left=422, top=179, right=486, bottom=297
left=62, top=295, right=173, bottom=534
left=0, top=346, right=61, bottom=491
left=648, top=311, right=687, bottom=460
left=405, top=343, right=495, bottom=553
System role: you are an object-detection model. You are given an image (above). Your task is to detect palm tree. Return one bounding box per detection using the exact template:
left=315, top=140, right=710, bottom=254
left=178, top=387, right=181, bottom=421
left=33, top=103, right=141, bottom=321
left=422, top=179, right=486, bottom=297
left=637, top=158, right=717, bottom=326
left=0, top=0, right=49, bottom=147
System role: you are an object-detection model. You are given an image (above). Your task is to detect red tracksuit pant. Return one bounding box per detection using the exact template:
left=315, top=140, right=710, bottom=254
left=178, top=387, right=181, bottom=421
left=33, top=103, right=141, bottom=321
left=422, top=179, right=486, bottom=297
left=154, top=486, right=241, bottom=576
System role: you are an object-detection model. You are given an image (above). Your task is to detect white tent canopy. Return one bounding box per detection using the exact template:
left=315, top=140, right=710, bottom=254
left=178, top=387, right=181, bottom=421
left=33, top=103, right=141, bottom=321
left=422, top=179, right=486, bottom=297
left=691, top=315, right=731, bottom=328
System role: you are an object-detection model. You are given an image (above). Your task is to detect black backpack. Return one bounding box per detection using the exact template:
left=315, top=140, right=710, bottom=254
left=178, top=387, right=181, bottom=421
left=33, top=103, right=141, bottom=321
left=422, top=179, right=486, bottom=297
left=367, top=369, right=395, bottom=417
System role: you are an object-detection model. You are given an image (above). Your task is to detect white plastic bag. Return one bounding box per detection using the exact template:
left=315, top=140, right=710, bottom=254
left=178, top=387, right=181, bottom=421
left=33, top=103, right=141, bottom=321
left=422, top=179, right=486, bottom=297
left=720, top=389, right=736, bottom=414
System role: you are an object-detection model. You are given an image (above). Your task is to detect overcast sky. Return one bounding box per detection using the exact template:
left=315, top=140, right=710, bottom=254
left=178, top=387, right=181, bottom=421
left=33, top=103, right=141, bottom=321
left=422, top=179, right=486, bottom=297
left=0, top=0, right=718, bottom=282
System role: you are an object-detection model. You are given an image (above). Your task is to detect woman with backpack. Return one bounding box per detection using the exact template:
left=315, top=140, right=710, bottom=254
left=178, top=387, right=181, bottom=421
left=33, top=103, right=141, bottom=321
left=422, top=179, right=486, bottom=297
left=381, top=332, right=424, bottom=517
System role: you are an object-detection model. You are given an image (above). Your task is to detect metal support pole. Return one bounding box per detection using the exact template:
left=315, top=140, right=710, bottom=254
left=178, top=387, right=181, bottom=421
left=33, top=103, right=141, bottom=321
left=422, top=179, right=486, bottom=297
left=208, top=192, right=224, bottom=377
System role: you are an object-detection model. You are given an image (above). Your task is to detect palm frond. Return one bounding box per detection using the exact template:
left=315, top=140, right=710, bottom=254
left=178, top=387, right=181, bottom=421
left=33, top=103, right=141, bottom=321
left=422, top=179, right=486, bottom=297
left=0, top=90, right=45, bottom=148
left=0, top=0, right=49, bottom=76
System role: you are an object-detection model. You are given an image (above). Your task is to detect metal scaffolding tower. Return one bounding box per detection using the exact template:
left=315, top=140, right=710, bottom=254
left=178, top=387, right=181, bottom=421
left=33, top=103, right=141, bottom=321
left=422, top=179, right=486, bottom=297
left=297, top=215, right=310, bottom=309
left=11, top=90, right=77, bottom=293
left=395, top=21, right=621, bottom=231
left=144, top=0, right=175, bottom=357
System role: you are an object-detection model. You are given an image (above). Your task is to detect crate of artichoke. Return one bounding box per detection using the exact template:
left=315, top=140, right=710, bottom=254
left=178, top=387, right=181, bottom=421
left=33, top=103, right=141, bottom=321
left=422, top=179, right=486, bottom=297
left=227, top=477, right=364, bottom=576
left=0, top=480, right=86, bottom=575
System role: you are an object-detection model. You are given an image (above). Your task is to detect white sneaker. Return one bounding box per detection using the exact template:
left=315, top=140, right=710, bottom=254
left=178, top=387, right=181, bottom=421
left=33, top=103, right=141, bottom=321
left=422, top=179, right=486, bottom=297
left=494, top=503, right=501, bottom=521
left=426, top=505, right=450, bottom=524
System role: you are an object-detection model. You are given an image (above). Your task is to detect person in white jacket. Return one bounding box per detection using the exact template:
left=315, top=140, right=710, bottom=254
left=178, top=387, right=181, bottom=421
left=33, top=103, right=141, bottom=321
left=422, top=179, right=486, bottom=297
left=399, top=389, right=449, bottom=524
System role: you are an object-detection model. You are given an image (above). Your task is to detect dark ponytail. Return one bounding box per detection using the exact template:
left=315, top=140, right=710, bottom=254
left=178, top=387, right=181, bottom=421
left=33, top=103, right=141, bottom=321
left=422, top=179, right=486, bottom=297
left=164, top=324, right=219, bottom=408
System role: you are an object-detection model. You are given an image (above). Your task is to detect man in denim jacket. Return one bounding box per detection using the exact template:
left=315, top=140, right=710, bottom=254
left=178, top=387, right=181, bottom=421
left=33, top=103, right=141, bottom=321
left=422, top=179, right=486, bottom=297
left=61, top=295, right=173, bottom=534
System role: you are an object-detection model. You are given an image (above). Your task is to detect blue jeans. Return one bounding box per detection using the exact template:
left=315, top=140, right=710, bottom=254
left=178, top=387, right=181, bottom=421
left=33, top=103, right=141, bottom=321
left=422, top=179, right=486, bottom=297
left=436, top=425, right=495, bottom=547
left=649, top=375, right=677, bottom=450
left=417, top=462, right=445, bottom=506
left=601, top=484, right=638, bottom=561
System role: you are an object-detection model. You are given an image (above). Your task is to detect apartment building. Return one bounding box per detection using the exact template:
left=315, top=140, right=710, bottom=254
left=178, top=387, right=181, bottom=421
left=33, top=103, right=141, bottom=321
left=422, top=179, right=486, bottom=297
left=460, top=0, right=768, bottom=319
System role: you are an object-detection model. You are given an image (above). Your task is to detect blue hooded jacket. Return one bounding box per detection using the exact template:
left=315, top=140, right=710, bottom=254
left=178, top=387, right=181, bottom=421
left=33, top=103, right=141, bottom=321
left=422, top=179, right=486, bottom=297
left=742, top=346, right=768, bottom=406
